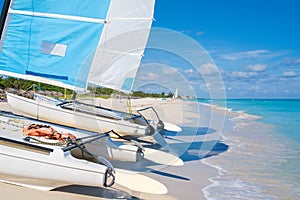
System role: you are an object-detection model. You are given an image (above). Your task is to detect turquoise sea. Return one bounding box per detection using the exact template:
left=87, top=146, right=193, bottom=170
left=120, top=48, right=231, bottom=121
left=201, top=99, right=300, bottom=200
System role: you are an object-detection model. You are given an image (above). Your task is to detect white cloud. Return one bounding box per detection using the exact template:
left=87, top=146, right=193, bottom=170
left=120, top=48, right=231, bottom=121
left=138, top=72, right=159, bottom=81
left=282, top=71, right=297, bottom=77
left=281, top=57, right=300, bottom=66
left=196, top=31, right=205, bottom=36
left=265, top=49, right=292, bottom=58
left=199, top=63, right=220, bottom=75
left=162, top=67, right=177, bottom=75
left=247, top=64, right=267, bottom=72
left=251, top=84, right=260, bottom=91
left=220, top=50, right=269, bottom=60
left=231, top=71, right=258, bottom=78
left=220, top=49, right=291, bottom=61
left=184, top=69, right=194, bottom=73
left=199, top=83, right=209, bottom=92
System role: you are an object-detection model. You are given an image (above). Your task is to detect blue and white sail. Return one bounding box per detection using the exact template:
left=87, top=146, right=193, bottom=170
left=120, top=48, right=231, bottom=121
left=0, top=0, right=155, bottom=93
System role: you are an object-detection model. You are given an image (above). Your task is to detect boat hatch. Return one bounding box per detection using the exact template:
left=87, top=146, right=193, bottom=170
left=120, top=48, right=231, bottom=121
left=0, top=137, right=53, bottom=155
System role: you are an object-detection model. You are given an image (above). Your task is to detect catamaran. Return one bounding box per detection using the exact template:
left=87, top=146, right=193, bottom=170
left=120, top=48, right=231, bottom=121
left=0, top=111, right=168, bottom=194
left=0, top=0, right=181, bottom=148
left=0, top=133, right=116, bottom=189
left=0, top=110, right=183, bottom=166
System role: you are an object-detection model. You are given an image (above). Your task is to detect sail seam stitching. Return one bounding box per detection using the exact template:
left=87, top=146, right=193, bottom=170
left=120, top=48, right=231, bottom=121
left=109, top=17, right=153, bottom=21
left=9, top=9, right=105, bottom=23
left=97, top=48, right=142, bottom=56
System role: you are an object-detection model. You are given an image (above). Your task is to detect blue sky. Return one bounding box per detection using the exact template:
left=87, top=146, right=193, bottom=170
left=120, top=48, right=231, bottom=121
left=0, top=1, right=298, bottom=98
left=144, top=0, right=300, bottom=99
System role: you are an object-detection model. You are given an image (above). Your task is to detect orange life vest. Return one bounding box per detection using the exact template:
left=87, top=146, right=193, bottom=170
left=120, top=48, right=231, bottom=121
left=23, top=124, right=76, bottom=141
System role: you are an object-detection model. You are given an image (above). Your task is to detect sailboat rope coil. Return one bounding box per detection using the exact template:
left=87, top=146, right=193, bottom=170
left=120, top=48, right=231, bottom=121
left=0, top=116, right=70, bottom=146
left=0, top=116, right=78, bottom=147
left=23, top=136, right=68, bottom=146
left=22, top=124, right=77, bottom=146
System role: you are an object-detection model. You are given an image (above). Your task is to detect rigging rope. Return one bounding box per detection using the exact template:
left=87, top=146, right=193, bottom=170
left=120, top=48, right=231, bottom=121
left=24, top=136, right=69, bottom=146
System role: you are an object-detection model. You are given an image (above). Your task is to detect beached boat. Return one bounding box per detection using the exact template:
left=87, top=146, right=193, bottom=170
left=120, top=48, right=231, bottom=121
left=0, top=137, right=115, bottom=188
left=7, top=92, right=159, bottom=137
left=0, top=142, right=168, bottom=194
left=0, top=116, right=115, bottom=189
left=0, top=117, right=168, bottom=194
left=0, top=0, right=181, bottom=147
left=0, top=109, right=183, bottom=165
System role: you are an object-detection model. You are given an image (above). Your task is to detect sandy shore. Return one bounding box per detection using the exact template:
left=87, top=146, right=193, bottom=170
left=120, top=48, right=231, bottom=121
left=0, top=98, right=226, bottom=200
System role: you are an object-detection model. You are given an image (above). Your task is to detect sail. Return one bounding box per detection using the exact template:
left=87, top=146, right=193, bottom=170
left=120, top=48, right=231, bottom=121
left=0, top=0, right=155, bottom=93
left=173, top=88, right=178, bottom=100
left=85, top=0, right=155, bottom=93
left=0, top=0, right=111, bottom=91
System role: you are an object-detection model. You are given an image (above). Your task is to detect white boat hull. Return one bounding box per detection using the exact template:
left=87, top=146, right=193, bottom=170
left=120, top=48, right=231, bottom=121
left=7, top=93, right=149, bottom=136
left=70, top=133, right=143, bottom=162
left=0, top=137, right=111, bottom=188
left=0, top=111, right=143, bottom=163
left=6, top=93, right=185, bottom=165
left=163, top=122, right=182, bottom=132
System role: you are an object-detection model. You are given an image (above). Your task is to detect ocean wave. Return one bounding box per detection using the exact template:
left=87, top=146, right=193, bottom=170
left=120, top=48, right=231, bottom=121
left=215, top=106, right=233, bottom=112
left=199, top=102, right=231, bottom=111
left=229, top=112, right=262, bottom=123
left=201, top=159, right=228, bottom=176
left=199, top=102, right=261, bottom=122
left=203, top=177, right=276, bottom=200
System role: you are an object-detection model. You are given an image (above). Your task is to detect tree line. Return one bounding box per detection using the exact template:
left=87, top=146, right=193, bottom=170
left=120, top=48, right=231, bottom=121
left=0, top=76, right=72, bottom=94
left=0, top=77, right=173, bottom=98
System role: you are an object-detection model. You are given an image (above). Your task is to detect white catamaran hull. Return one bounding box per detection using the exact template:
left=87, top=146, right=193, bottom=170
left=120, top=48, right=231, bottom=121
left=7, top=93, right=150, bottom=137
left=67, top=132, right=144, bottom=162
left=0, top=138, right=111, bottom=188
left=0, top=137, right=168, bottom=194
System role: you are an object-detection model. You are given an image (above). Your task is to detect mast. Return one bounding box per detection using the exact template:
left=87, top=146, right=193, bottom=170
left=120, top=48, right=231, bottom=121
left=72, top=91, right=77, bottom=100
left=0, top=0, right=11, bottom=39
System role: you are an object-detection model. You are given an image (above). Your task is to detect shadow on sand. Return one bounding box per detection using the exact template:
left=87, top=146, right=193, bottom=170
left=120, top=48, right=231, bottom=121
left=111, top=125, right=229, bottom=181
left=53, top=185, right=139, bottom=199
left=165, top=126, right=229, bottom=162
left=179, top=141, right=229, bottom=162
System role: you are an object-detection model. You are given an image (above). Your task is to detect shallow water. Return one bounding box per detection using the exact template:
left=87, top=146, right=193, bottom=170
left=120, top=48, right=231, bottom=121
left=201, top=99, right=300, bottom=200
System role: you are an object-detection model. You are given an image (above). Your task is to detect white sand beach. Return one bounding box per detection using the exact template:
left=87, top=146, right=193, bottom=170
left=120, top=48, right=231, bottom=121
left=0, top=98, right=226, bottom=200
